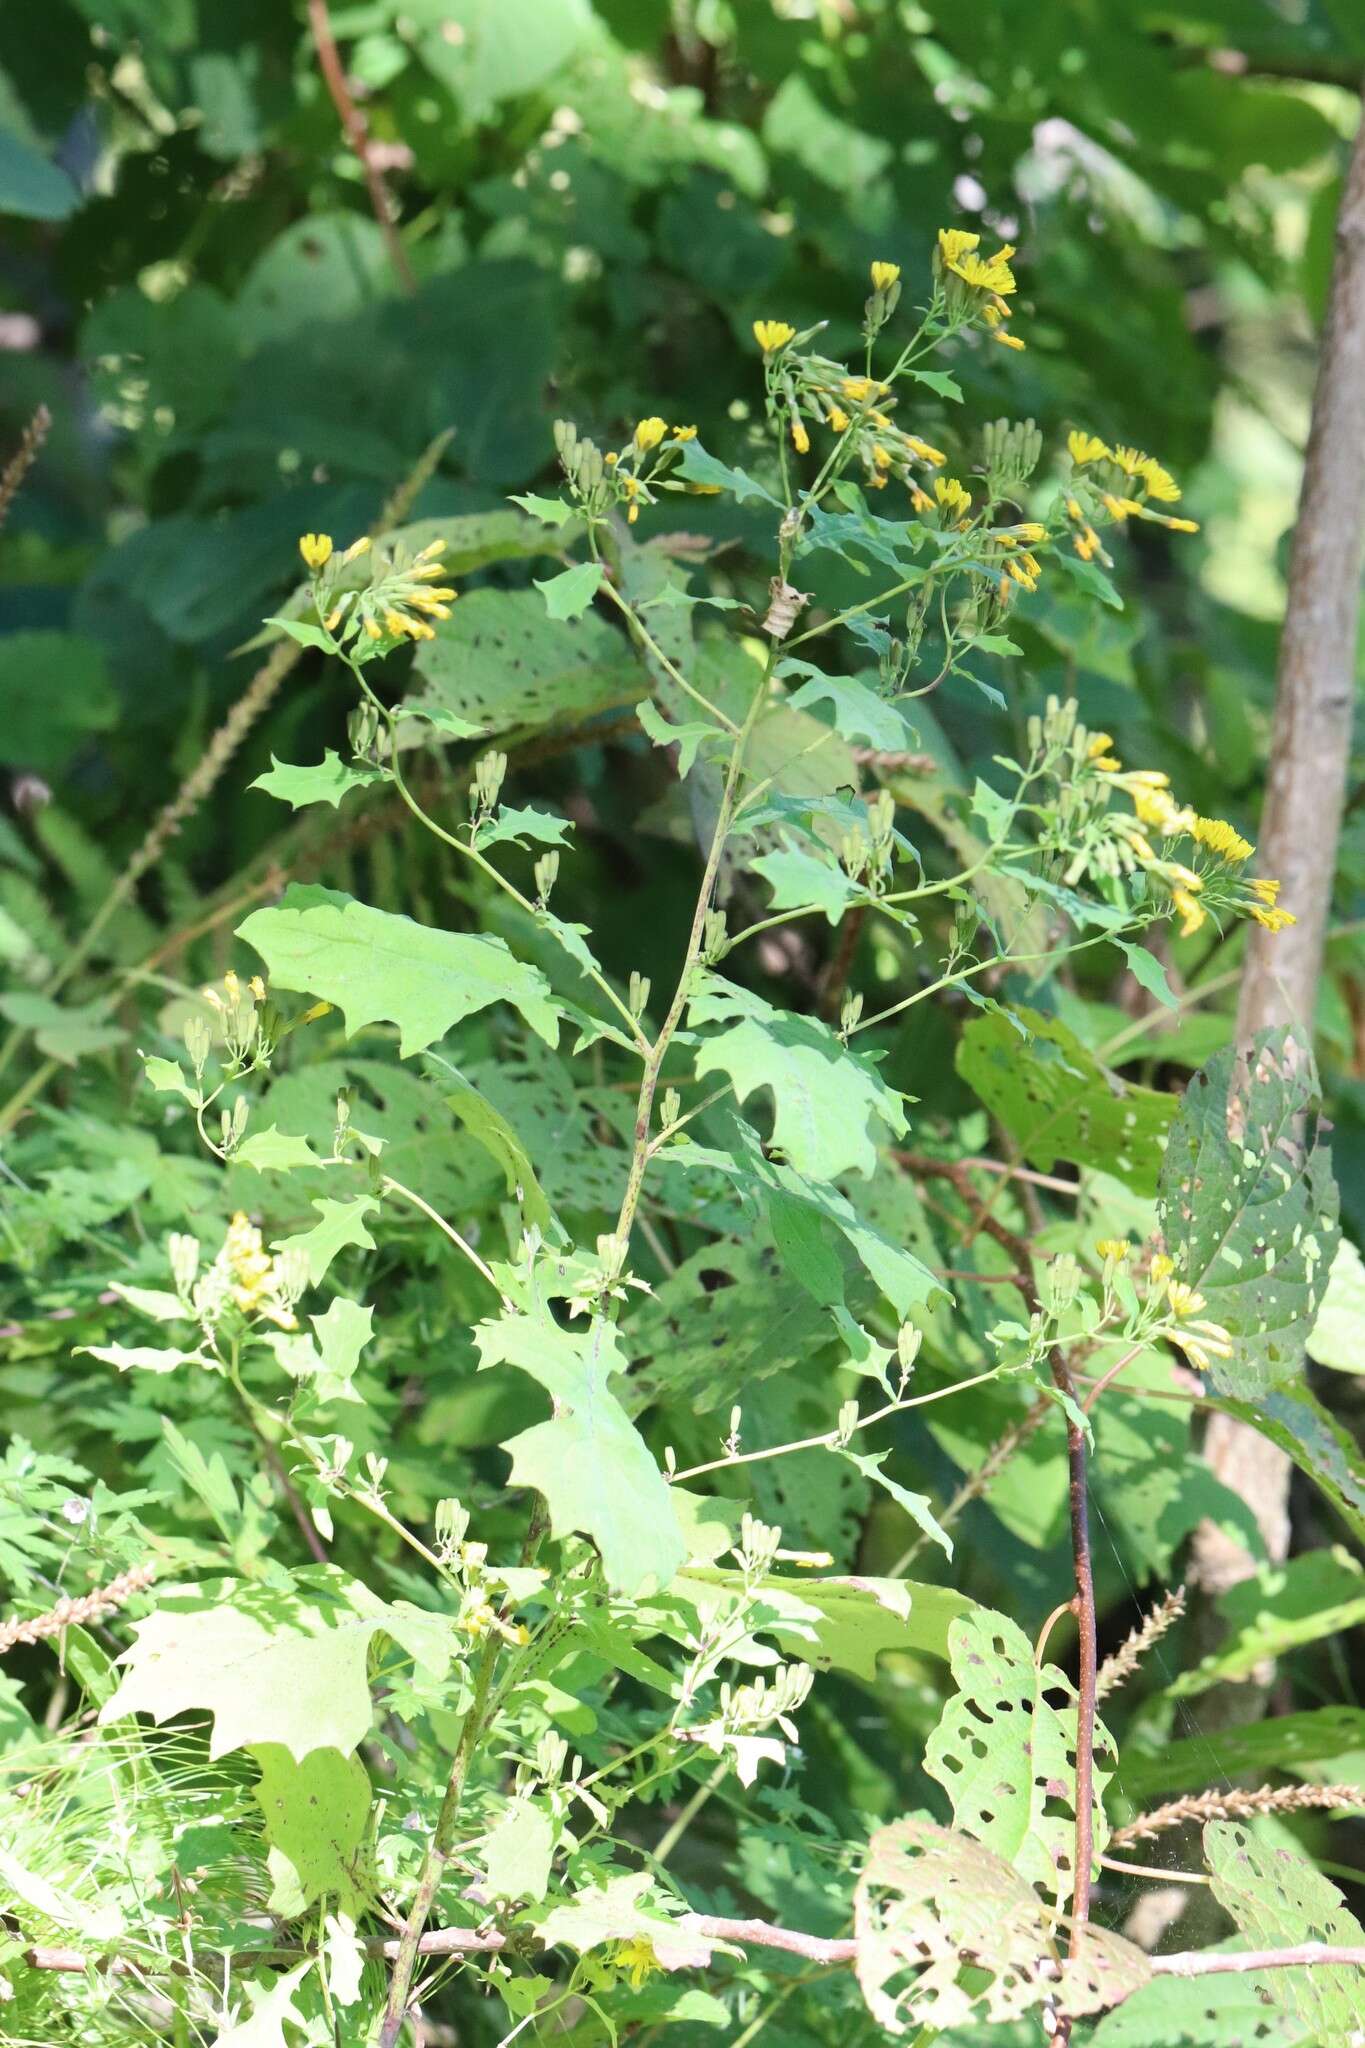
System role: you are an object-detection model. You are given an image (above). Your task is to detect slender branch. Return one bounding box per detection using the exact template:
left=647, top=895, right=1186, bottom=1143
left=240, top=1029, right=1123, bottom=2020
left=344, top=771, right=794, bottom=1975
left=667, top=1370, right=1003, bottom=1484
left=1147, top=1943, right=1365, bottom=1980
left=306, top=0, right=415, bottom=292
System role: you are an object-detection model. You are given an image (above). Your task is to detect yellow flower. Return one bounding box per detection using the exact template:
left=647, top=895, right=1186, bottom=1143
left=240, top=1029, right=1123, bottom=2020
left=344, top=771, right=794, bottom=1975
left=1093, top=754, right=1123, bottom=773
left=1136, top=455, right=1181, bottom=502
left=1166, top=517, right=1200, bottom=533
left=342, top=536, right=371, bottom=562
left=1168, top=1321, right=1234, bottom=1371
left=935, top=476, right=972, bottom=518
left=634, top=416, right=667, bottom=452
left=1171, top=886, right=1206, bottom=937
left=298, top=533, right=333, bottom=571
left=909, top=483, right=933, bottom=513
left=1192, top=816, right=1254, bottom=864
left=672, top=424, right=697, bottom=441
left=1007, top=553, right=1040, bottom=592
left=1251, top=877, right=1281, bottom=905
left=1167, top=1281, right=1206, bottom=1319
left=993, top=328, right=1027, bottom=350
left=1251, top=904, right=1297, bottom=933
left=872, top=443, right=893, bottom=470
left=1011, top=522, right=1048, bottom=544
left=870, top=260, right=901, bottom=291
left=613, top=1938, right=661, bottom=1991
left=951, top=249, right=1017, bottom=294
left=248, top=976, right=266, bottom=1002
left=905, top=434, right=946, bottom=466
left=1067, top=431, right=1109, bottom=467
left=753, top=320, right=796, bottom=353
left=791, top=418, right=811, bottom=454
left=1135, top=787, right=1195, bottom=836
left=1150, top=1253, right=1175, bottom=1285
left=827, top=405, right=850, bottom=432
left=842, top=375, right=877, bottom=401
left=364, top=618, right=383, bottom=641
left=937, top=227, right=981, bottom=268
left=1096, top=1238, right=1130, bottom=1262
left=1087, top=732, right=1115, bottom=760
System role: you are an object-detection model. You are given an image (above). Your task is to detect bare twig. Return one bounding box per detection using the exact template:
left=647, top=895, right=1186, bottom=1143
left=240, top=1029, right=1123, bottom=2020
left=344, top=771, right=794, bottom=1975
left=1096, top=1587, right=1186, bottom=1701
left=1112, top=1782, right=1364, bottom=1849
left=306, top=0, right=415, bottom=292
left=0, top=1563, right=155, bottom=1658
left=1147, top=1943, right=1365, bottom=1980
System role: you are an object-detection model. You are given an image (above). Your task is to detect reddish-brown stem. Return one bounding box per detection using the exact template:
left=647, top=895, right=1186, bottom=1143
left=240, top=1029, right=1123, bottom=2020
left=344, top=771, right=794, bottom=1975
left=306, top=0, right=415, bottom=293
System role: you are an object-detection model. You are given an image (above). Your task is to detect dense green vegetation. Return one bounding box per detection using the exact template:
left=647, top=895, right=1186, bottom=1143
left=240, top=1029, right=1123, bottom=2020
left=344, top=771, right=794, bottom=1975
left=1, top=5, right=1364, bottom=2046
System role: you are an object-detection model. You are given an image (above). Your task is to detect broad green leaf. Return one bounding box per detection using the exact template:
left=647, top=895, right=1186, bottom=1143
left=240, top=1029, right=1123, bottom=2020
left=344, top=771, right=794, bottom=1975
left=1204, top=1821, right=1365, bottom=2043
left=0, top=131, right=81, bottom=221
left=670, top=1566, right=973, bottom=1677
left=1168, top=1548, right=1365, bottom=1697
left=1117, top=940, right=1179, bottom=1010
left=1119, top=1706, right=1365, bottom=1800
left=143, top=1055, right=198, bottom=1102
left=533, top=561, right=604, bottom=620
left=410, top=587, right=636, bottom=738
left=308, top=1298, right=374, bottom=1394
left=80, top=1341, right=206, bottom=1374
left=233, top=1126, right=326, bottom=1173
left=274, top=1196, right=378, bottom=1286
left=1091, top=1966, right=1309, bottom=2047
left=676, top=437, right=780, bottom=505
left=100, top=1568, right=453, bottom=1760
left=1306, top=1236, right=1365, bottom=1373
left=239, top=885, right=561, bottom=1055
left=1158, top=1030, right=1339, bottom=1395
left=750, top=839, right=862, bottom=926
left=474, top=1307, right=685, bottom=1596
left=474, top=804, right=573, bottom=853
left=251, top=1744, right=371, bottom=1916
left=855, top=1818, right=1148, bottom=2036
left=250, top=753, right=380, bottom=810
left=533, top=1871, right=716, bottom=1968
left=780, top=664, right=920, bottom=753
left=690, top=975, right=907, bottom=1181
left=625, top=1238, right=836, bottom=1416
left=838, top=1447, right=951, bottom=1558
left=958, top=1005, right=1174, bottom=1194
left=925, top=1608, right=1113, bottom=1898
left=257, top=618, right=336, bottom=654
left=482, top=1799, right=555, bottom=1903
left=509, top=492, right=576, bottom=527
left=1213, top=1382, right=1365, bottom=1547
left=0, top=635, right=117, bottom=772
left=209, top=1962, right=312, bottom=2048
left=413, top=0, right=594, bottom=118
left=636, top=696, right=725, bottom=777
left=0, top=993, right=126, bottom=1066
left=110, top=1283, right=188, bottom=1323
left=436, top=1070, right=554, bottom=1235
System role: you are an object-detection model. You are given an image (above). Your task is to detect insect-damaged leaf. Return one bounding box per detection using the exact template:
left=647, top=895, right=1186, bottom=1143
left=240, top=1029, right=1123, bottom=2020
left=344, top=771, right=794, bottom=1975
left=1157, top=1029, right=1339, bottom=1396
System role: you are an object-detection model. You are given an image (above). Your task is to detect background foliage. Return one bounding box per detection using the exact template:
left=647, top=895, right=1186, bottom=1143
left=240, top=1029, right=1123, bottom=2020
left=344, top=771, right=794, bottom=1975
left=2, top=3, right=1365, bottom=2046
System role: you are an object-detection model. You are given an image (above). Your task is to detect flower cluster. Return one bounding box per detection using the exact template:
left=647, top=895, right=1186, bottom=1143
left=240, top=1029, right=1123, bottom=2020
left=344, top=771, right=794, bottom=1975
left=1063, top=432, right=1199, bottom=557
left=298, top=531, right=457, bottom=649
left=194, top=1211, right=302, bottom=1331
left=750, top=325, right=949, bottom=491
left=1148, top=1255, right=1234, bottom=1373
left=935, top=227, right=1025, bottom=349
left=198, top=968, right=272, bottom=1071
left=554, top=415, right=698, bottom=526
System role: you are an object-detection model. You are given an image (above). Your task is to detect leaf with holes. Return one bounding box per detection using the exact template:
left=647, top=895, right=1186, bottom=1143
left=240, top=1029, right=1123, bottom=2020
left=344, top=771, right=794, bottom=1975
left=474, top=1307, right=685, bottom=1597
left=410, top=587, right=635, bottom=738
left=957, top=1005, right=1173, bottom=1194
left=925, top=1608, right=1114, bottom=1900
left=239, top=885, right=561, bottom=1056
left=690, top=974, right=907, bottom=1182
left=1158, top=1030, right=1339, bottom=1395
left=251, top=1744, right=372, bottom=1916
left=853, top=1817, right=1150, bottom=2037
left=1090, top=1966, right=1311, bottom=2047
left=1204, top=1820, right=1365, bottom=2041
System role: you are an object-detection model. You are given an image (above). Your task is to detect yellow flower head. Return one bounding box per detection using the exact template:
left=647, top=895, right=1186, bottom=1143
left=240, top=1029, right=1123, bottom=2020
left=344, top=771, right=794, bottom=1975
left=612, top=1938, right=661, bottom=1991
left=827, top=405, right=850, bottom=432
left=1150, top=1252, right=1175, bottom=1286
left=870, top=259, right=901, bottom=292
left=342, top=536, right=371, bottom=563
left=753, top=320, right=796, bottom=353
left=672, top=424, right=697, bottom=441
left=634, top=416, right=667, bottom=453
left=299, top=533, right=333, bottom=571
left=1192, top=816, right=1254, bottom=864
left=1067, top=431, right=1109, bottom=468
left=841, top=375, right=878, bottom=402
left=1171, top=886, right=1206, bottom=937
left=1011, top=522, right=1048, bottom=544
left=1167, top=1281, right=1206, bottom=1319
left=1087, top=732, right=1115, bottom=760
left=905, top=434, right=946, bottom=466
left=791, top=418, right=811, bottom=455
left=1251, top=903, right=1297, bottom=934
left=1251, top=876, right=1281, bottom=905
left=935, top=476, right=972, bottom=519
left=992, top=327, right=1026, bottom=350
left=950, top=249, right=1017, bottom=295
left=1096, top=1238, right=1130, bottom=1262
left=1136, top=455, right=1181, bottom=503
left=1168, top=1320, right=1234, bottom=1370
left=937, top=227, right=981, bottom=269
